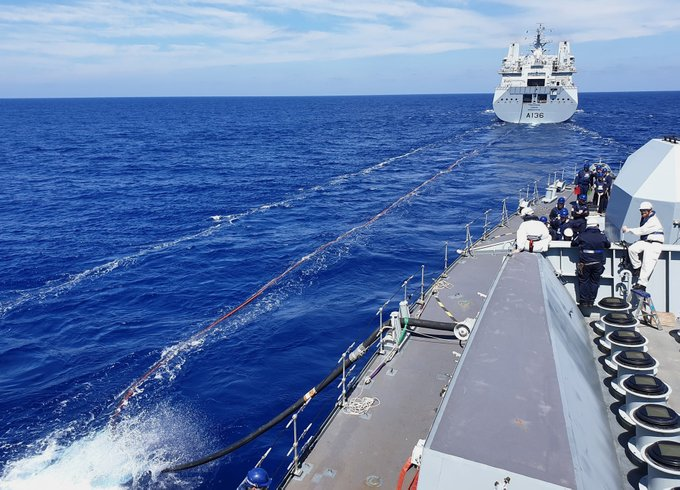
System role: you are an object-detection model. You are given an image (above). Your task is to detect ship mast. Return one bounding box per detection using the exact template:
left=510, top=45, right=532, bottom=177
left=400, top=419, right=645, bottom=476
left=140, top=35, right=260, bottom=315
left=533, top=24, right=549, bottom=51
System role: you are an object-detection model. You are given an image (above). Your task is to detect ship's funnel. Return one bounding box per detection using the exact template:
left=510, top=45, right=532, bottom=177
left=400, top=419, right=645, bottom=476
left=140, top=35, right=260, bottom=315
left=606, top=137, right=680, bottom=242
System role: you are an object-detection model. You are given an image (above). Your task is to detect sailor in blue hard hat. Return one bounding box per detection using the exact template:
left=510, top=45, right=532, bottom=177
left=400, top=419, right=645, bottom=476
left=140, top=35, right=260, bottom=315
left=553, top=208, right=573, bottom=241
left=549, top=196, right=566, bottom=221
left=238, top=467, right=272, bottom=489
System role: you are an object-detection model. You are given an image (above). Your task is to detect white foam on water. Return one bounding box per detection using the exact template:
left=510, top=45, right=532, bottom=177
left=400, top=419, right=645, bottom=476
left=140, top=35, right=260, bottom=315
left=0, top=224, right=223, bottom=317
left=0, top=407, right=202, bottom=490
left=1, top=127, right=495, bottom=318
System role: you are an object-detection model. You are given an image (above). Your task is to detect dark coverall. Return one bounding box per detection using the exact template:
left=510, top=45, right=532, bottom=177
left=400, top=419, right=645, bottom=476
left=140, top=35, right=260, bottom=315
left=574, top=169, right=591, bottom=196
left=594, top=176, right=611, bottom=213
left=570, top=201, right=589, bottom=236
left=571, top=226, right=611, bottom=306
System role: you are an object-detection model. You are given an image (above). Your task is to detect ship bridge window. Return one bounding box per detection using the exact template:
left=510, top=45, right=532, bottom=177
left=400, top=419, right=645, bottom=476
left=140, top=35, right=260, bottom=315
left=522, top=94, right=533, bottom=103
left=527, top=78, right=545, bottom=87
left=538, top=94, right=548, bottom=103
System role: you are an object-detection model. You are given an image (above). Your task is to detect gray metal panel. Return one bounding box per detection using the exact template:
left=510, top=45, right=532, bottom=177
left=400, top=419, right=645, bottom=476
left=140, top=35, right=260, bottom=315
left=537, top=257, right=621, bottom=489
left=419, top=253, right=621, bottom=489
left=423, top=252, right=576, bottom=487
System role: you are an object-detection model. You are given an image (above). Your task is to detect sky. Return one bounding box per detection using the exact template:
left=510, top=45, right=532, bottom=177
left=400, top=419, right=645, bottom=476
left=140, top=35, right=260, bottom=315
left=1, top=0, right=680, bottom=98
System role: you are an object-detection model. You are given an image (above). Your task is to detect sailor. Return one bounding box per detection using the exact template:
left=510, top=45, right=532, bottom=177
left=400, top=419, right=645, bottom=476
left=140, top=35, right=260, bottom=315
left=237, top=467, right=272, bottom=490
left=550, top=208, right=569, bottom=240
left=549, top=196, right=566, bottom=221
left=570, top=194, right=589, bottom=235
left=574, top=163, right=591, bottom=197
left=516, top=207, right=551, bottom=252
left=571, top=215, right=611, bottom=307
left=621, top=201, right=665, bottom=291
left=593, top=172, right=611, bottom=213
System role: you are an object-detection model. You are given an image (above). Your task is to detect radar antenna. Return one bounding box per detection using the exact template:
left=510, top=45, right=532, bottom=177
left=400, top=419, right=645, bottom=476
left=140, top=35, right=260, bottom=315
left=530, top=24, right=551, bottom=51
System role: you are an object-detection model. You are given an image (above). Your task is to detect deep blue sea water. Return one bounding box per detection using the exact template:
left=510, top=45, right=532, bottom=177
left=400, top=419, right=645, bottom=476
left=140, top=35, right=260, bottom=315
left=1, top=92, right=678, bottom=489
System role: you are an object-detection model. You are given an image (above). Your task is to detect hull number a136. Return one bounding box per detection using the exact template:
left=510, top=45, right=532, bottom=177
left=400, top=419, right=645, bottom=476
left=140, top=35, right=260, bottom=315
left=526, top=112, right=544, bottom=119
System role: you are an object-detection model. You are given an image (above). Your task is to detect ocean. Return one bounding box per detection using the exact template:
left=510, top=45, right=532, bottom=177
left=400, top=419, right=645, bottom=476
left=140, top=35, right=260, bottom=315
left=1, top=92, right=679, bottom=489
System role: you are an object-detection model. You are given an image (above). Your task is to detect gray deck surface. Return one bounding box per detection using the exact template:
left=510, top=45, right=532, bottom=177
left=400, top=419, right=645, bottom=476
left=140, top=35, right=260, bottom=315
left=281, top=187, right=680, bottom=489
left=282, top=254, right=504, bottom=488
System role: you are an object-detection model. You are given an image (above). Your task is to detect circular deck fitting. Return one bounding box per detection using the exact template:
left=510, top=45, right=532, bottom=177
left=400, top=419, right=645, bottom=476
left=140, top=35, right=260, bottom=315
left=602, top=312, right=637, bottom=328
left=603, top=330, right=648, bottom=368
left=610, top=329, right=646, bottom=345
left=616, top=350, right=657, bottom=369
left=598, top=296, right=631, bottom=310
left=619, top=376, right=672, bottom=427
left=639, top=440, right=680, bottom=490
left=624, top=375, right=669, bottom=396
left=611, top=351, right=659, bottom=395
left=600, top=317, right=640, bottom=350
left=646, top=441, right=680, bottom=471
left=596, top=298, right=632, bottom=335
left=635, top=404, right=680, bottom=429
left=629, top=405, right=680, bottom=463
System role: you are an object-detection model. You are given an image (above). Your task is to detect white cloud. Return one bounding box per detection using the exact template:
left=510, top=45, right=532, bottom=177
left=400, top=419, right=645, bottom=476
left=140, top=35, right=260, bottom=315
left=1, top=0, right=679, bottom=95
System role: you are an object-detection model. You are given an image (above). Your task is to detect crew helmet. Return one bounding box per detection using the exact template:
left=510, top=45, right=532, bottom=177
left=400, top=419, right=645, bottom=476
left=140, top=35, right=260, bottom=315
left=557, top=197, right=565, bottom=204
left=563, top=227, right=574, bottom=238
left=520, top=207, right=534, bottom=217
left=586, top=216, right=599, bottom=227
left=245, top=468, right=272, bottom=488
left=583, top=163, right=589, bottom=170
left=559, top=208, right=569, bottom=218
left=639, top=201, right=653, bottom=210
left=578, top=194, right=587, bottom=201
left=539, top=216, right=548, bottom=223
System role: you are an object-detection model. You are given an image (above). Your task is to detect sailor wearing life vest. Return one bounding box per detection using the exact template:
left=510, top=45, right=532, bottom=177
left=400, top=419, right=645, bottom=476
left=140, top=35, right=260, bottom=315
left=516, top=207, right=552, bottom=253
left=571, top=215, right=611, bottom=307
left=622, top=201, right=665, bottom=291
left=593, top=172, right=611, bottom=214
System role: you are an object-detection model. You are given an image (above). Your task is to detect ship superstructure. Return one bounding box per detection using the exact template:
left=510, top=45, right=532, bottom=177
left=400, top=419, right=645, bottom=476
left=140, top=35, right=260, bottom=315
left=493, top=25, right=578, bottom=124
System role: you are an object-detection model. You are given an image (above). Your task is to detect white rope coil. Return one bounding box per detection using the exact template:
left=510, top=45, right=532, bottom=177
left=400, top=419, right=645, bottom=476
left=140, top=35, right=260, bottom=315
left=342, top=396, right=380, bottom=416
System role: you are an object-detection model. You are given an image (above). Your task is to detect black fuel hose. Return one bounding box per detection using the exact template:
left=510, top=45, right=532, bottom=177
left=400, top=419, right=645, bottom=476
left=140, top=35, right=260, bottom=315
left=402, top=317, right=457, bottom=331
left=162, top=324, right=383, bottom=473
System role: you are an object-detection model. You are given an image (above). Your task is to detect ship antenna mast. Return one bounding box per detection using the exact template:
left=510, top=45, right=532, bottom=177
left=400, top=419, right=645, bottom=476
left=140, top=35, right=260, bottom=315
left=532, top=23, right=550, bottom=51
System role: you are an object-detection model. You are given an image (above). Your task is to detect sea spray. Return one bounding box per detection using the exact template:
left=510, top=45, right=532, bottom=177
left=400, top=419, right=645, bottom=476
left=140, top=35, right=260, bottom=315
left=1, top=405, right=206, bottom=490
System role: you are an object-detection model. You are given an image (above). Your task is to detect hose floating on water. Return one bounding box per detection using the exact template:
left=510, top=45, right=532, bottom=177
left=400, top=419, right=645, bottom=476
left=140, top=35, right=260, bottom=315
left=162, top=316, right=462, bottom=472
left=112, top=144, right=485, bottom=420
left=162, top=324, right=383, bottom=473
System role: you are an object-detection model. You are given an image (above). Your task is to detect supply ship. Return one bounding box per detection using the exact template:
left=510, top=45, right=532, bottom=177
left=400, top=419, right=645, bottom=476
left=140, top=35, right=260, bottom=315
left=163, top=138, right=680, bottom=488
left=493, top=25, right=578, bottom=124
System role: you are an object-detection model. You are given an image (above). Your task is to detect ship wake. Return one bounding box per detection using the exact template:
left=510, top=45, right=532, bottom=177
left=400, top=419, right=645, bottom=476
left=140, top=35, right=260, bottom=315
left=0, top=405, right=205, bottom=490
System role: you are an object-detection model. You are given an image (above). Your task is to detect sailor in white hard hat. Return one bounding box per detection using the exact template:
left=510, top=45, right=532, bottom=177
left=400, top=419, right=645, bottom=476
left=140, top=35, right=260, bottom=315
left=621, top=201, right=664, bottom=291
left=516, top=207, right=552, bottom=253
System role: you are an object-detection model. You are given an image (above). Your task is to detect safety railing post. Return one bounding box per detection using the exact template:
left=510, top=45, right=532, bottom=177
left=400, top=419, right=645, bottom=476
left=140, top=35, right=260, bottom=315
left=285, top=402, right=312, bottom=478
left=336, top=343, right=356, bottom=408
left=482, top=209, right=491, bottom=240
left=533, top=180, right=539, bottom=204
